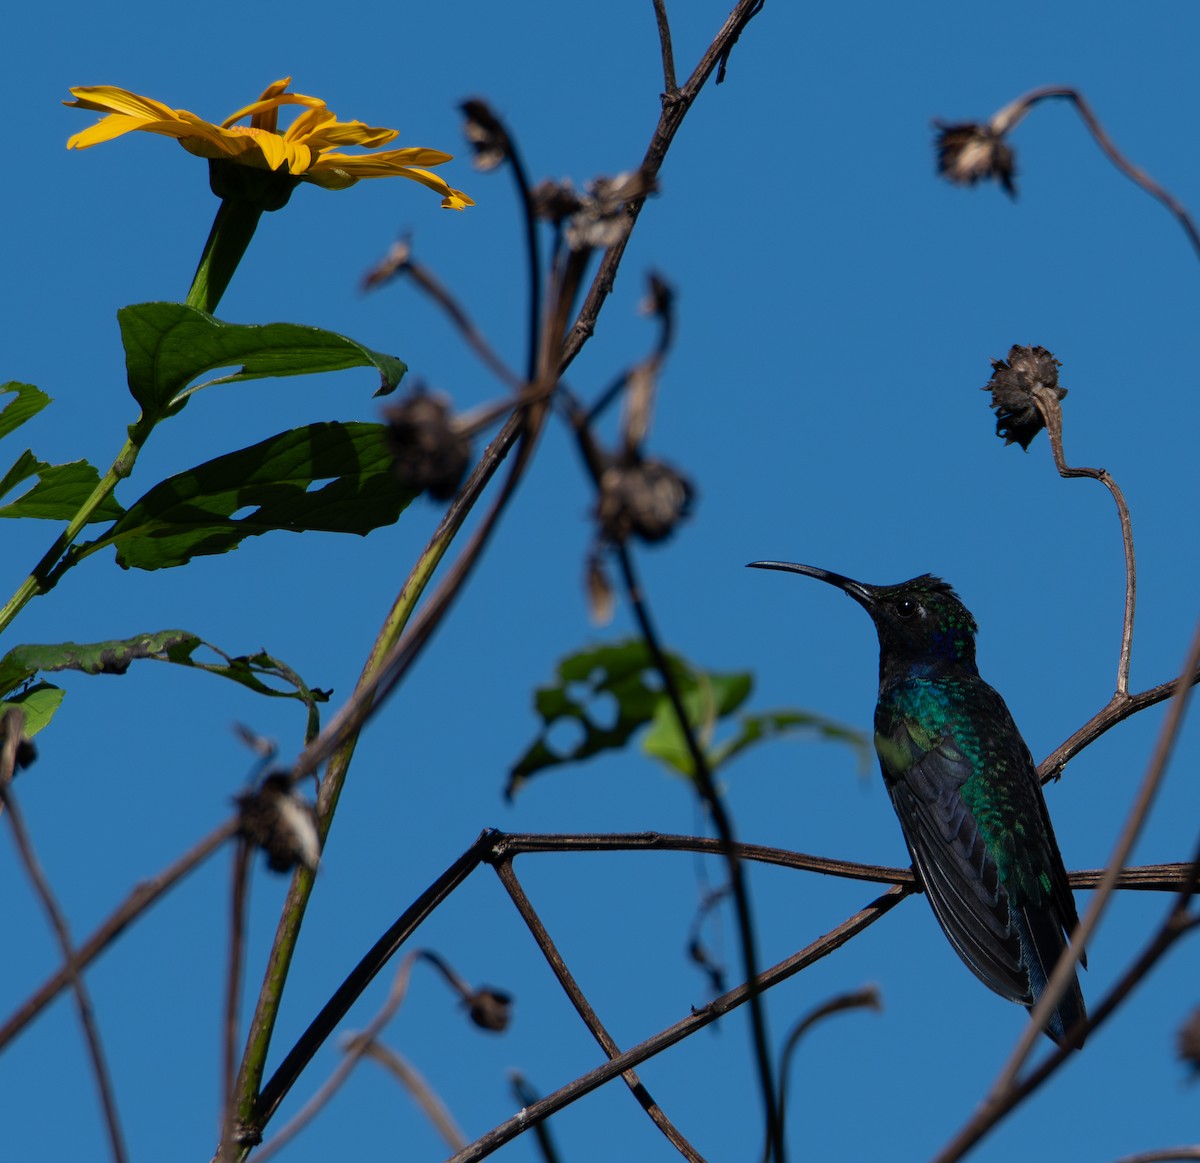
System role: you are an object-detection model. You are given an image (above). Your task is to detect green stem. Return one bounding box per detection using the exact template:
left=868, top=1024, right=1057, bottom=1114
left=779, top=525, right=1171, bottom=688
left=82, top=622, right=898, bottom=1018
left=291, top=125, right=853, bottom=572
left=0, top=196, right=265, bottom=638
left=231, top=504, right=464, bottom=1136
left=0, top=434, right=140, bottom=636
left=187, top=198, right=264, bottom=314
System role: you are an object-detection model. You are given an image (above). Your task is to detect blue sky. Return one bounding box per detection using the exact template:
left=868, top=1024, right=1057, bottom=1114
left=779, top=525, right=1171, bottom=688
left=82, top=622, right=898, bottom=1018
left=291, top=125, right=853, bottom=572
left=3, top=2, right=1199, bottom=1160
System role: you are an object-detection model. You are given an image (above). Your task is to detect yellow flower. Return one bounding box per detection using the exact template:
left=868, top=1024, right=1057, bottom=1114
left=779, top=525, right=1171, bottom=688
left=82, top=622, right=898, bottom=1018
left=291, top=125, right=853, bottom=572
left=65, top=78, right=473, bottom=210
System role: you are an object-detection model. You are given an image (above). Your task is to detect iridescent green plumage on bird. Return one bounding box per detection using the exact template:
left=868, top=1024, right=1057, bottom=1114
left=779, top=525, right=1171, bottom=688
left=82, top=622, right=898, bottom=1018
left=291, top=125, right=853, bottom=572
left=750, top=562, right=1086, bottom=1046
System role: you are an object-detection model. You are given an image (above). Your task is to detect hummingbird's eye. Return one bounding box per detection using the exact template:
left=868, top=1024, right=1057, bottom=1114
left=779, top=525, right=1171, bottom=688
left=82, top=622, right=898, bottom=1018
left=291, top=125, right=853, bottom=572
left=895, top=597, right=918, bottom=619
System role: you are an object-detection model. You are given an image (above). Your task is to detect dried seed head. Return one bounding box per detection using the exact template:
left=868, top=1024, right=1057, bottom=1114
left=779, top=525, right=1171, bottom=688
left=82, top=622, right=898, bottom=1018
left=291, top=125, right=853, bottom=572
left=935, top=122, right=1016, bottom=198
left=564, top=171, right=656, bottom=252
left=983, top=344, right=1067, bottom=450
left=460, top=98, right=511, bottom=172
left=236, top=773, right=320, bottom=874
left=530, top=178, right=584, bottom=224
left=466, top=987, right=513, bottom=1033
left=383, top=390, right=472, bottom=501
left=1179, top=1007, right=1200, bottom=1076
left=597, top=457, right=695, bottom=544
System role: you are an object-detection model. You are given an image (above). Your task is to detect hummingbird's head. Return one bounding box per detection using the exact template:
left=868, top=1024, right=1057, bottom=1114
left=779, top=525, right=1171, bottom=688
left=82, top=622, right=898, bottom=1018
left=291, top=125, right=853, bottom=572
left=747, top=562, right=979, bottom=675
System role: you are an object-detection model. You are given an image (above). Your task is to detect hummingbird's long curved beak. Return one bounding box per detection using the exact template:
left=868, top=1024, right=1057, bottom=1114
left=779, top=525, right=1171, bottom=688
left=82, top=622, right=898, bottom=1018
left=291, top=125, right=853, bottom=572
left=746, top=560, right=877, bottom=611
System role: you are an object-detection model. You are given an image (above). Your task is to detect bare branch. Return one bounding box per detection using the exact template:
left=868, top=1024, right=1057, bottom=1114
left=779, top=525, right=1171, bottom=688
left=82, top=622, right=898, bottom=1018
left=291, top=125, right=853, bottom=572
left=447, top=885, right=908, bottom=1163
left=0, top=717, right=128, bottom=1163
left=0, top=816, right=238, bottom=1053
left=652, top=0, right=679, bottom=94
left=494, top=858, right=707, bottom=1161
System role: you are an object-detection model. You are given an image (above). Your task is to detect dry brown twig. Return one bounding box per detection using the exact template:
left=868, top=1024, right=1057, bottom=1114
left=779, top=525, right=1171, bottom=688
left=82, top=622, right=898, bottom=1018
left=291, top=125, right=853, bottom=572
left=0, top=710, right=128, bottom=1163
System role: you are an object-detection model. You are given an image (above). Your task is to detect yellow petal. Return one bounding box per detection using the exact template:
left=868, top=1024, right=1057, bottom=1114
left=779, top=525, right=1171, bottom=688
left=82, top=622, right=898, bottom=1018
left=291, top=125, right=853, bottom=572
left=221, top=91, right=325, bottom=130
left=64, top=86, right=180, bottom=122
left=306, top=118, right=400, bottom=149
left=67, top=113, right=155, bottom=150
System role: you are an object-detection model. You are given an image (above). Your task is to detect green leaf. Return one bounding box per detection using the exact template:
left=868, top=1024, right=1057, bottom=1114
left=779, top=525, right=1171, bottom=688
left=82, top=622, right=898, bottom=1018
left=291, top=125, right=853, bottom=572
left=708, top=709, right=872, bottom=774
left=509, top=637, right=869, bottom=795
left=0, top=632, right=329, bottom=721
left=0, top=383, right=51, bottom=441
left=3, top=682, right=65, bottom=736
left=118, top=302, right=407, bottom=427
left=0, top=453, right=124, bottom=522
left=0, top=630, right=204, bottom=694
left=507, top=640, right=668, bottom=797
left=79, top=422, right=416, bottom=571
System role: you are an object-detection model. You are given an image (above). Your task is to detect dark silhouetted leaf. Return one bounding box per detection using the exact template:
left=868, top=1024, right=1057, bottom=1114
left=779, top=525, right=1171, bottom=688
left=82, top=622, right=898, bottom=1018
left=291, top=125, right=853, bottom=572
left=118, top=301, right=407, bottom=427
left=78, top=422, right=416, bottom=570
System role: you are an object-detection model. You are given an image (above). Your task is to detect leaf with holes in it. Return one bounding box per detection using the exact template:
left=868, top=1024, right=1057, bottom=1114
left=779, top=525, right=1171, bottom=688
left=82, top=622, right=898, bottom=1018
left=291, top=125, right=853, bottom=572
left=0, top=632, right=329, bottom=727
left=507, top=640, right=667, bottom=797
left=0, top=382, right=51, bottom=441
left=0, top=450, right=125, bottom=522
left=118, top=302, right=407, bottom=427
left=509, top=637, right=869, bottom=795
left=76, top=422, right=416, bottom=571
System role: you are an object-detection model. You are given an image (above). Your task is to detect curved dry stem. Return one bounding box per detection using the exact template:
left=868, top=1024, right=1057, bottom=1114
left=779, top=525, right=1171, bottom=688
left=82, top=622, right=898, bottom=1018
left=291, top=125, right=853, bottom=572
left=0, top=765, right=128, bottom=1163
left=1034, top=387, right=1136, bottom=695
left=990, top=86, right=1200, bottom=262
left=614, top=544, right=781, bottom=1159
left=773, top=987, right=882, bottom=1162
left=358, top=1040, right=468, bottom=1150
left=254, top=951, right=424, bottom=1161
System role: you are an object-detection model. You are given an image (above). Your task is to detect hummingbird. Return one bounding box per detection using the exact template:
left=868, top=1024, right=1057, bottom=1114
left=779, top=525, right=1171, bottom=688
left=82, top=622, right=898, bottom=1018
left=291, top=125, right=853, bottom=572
left=748, top=561, right=1086, bottom=1046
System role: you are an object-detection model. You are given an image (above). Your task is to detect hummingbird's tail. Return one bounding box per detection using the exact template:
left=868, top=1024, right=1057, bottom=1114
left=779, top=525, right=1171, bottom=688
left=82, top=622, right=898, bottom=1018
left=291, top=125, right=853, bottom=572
left=1014, top=904, right=1087, bottom=1048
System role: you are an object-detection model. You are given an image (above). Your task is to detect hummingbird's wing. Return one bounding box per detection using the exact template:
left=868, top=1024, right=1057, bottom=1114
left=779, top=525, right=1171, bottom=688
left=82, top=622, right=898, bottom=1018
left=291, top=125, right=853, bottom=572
left=882, top=724, right=1033, bottom=1004
left=879, top=699, right=1085, bottom=1037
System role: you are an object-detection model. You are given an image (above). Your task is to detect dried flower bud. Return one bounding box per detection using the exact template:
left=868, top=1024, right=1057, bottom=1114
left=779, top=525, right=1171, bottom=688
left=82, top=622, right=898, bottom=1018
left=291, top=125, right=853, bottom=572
left=935, top=122, right=1016, bottom=198
left=983, top=344, right=1066, bottom=450
left=639, top=271, right=674, bottom=320
left=236, top=773, right=320, bottom=874
left=565, top=171, right=656, bottom=252
left=530, top=178, right=583, bottom=224
left=597, top=457, right=695, bottom=544
left=460, top=98, right=511, bottom=172
left=1179, top=1007, right=1200, bottom=1076
left=585, top=552, right=615, bottom=626
left=384, top=391, right=472, bottom=501
left=466, top=986, right=513, bottom=1032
